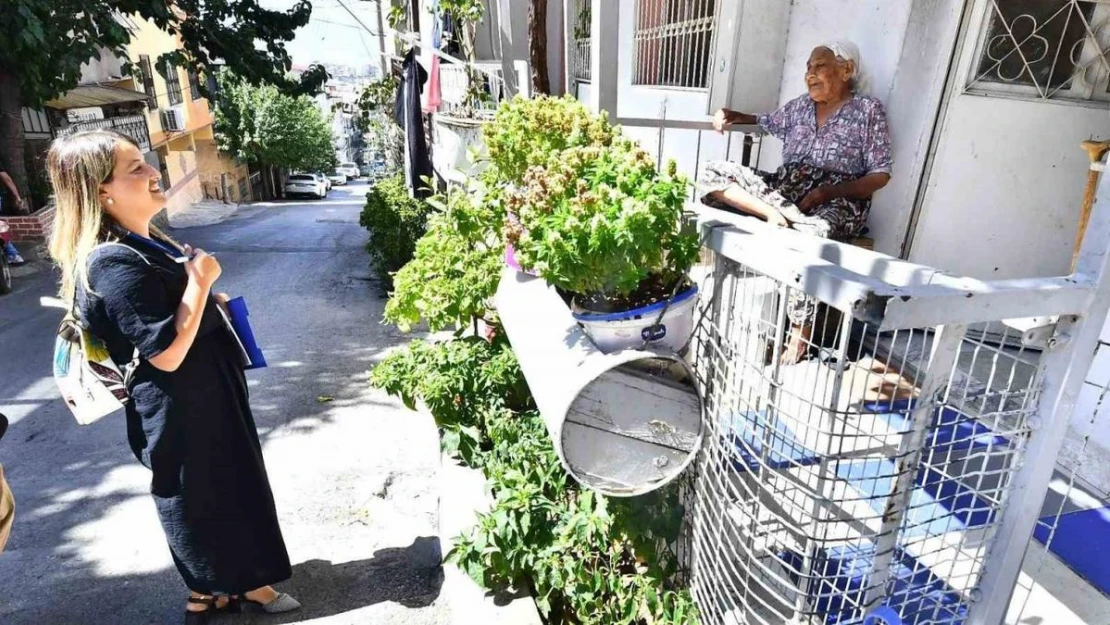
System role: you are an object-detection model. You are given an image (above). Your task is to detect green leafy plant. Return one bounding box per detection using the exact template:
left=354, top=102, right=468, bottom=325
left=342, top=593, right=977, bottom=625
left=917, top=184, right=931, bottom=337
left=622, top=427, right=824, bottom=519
left=505, top=141, right=699, bottom=306
left=483, top=95, right=618, bottom=185
left=360, top=175, right=431, bottom=291
left=384, top=185, right=503, bottom=332
left=370, top=335, right=531, bottom=467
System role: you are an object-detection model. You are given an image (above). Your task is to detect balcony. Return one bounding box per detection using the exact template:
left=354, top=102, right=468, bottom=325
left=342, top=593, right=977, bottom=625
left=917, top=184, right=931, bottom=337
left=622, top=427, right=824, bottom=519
left=54, top=114, right=152, bottom=152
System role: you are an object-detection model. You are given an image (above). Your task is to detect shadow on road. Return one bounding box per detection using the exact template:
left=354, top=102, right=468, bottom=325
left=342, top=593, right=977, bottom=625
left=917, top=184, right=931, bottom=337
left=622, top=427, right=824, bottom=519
left=252, top=537, right=444, bottom=624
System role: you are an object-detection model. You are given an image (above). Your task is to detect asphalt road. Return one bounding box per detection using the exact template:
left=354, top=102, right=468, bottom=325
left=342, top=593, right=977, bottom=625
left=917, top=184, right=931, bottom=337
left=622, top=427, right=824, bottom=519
left=0, top=181, right=449, bottom=624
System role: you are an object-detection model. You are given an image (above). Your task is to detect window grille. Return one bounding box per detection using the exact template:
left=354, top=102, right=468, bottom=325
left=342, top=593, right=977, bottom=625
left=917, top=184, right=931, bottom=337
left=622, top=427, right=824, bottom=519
left=138, top=55, right=158, bottom=109
left=632, top=0, right=716, bottom=90
left=163, top=61, right=184, bottom=106
left=968, top=0, right=1110, bottom=103
left=573, top=2, right=592, bottom=83
left=188, top=69, right=202, bottom=101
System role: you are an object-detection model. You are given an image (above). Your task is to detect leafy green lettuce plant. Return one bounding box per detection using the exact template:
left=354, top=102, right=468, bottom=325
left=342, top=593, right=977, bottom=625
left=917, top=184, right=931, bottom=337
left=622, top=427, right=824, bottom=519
left=505, top=141, right=700, bottom=303
left=483, top=95, right=618, bottom=185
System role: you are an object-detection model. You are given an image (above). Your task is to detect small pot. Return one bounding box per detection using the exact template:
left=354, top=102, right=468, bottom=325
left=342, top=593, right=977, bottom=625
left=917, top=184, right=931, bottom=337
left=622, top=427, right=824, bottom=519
left=572, top=284, right=699, bottom=354
left=504, top=242, right=538, bottom=276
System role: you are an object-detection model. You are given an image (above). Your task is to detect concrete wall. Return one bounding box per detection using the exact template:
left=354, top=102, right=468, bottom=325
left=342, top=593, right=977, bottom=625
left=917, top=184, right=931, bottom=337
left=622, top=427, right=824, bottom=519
left=196, top=139, right=252, bottom=203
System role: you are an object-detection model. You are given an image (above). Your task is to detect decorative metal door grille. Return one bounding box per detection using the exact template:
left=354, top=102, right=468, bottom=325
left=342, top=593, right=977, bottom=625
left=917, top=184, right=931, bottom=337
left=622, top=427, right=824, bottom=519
left=573, top=2, right=592, bottom=83
left=632, top=0, right=716, bottom=90
left=968, top=0, right=1110, bottom=102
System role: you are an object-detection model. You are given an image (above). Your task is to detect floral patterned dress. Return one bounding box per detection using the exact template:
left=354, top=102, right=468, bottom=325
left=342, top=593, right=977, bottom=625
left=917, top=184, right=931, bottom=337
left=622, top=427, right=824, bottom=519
left=699, top=93, right=893, bottom=240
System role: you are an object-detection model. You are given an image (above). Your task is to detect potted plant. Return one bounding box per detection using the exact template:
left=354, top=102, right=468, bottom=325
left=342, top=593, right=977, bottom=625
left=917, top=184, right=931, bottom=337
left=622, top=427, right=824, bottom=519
left=482, top=95, right=619, bottom=273
left=503, top=140, right=700, bottom=353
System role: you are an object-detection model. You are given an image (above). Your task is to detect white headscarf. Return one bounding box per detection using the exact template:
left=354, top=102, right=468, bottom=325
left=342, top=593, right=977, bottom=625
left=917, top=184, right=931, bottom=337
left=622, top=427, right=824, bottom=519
left=819, top=40, right=868, bottom=95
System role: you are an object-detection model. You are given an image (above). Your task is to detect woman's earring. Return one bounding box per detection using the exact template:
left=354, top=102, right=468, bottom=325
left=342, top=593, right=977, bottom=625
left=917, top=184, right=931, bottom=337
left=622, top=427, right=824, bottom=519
left=106, top=198, right=114, bottom=206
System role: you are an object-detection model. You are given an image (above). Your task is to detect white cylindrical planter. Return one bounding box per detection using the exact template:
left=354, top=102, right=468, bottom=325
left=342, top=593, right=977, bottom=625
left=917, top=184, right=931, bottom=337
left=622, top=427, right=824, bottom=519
left=495, top=268, right=704, bottom=496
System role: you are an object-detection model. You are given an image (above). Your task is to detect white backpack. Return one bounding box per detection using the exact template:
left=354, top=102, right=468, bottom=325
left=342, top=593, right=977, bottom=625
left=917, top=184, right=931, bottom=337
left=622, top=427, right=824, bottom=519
left=52, top=244, right=144, bottom=425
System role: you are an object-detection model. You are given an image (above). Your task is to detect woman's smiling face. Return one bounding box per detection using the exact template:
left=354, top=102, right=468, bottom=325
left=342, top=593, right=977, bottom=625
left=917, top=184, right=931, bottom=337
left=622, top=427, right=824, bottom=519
left=99, top=140, right=165, bottom=221
left=805, top=46, right=853, bottom=103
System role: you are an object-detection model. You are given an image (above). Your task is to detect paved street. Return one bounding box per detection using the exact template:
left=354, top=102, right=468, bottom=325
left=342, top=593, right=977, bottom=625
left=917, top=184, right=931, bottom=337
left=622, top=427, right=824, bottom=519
left=0, top=181, right=449, bottom=624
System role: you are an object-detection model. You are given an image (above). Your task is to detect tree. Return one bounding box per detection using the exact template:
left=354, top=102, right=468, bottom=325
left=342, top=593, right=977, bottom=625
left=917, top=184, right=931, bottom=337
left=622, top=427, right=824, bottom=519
left=528, top=0, right=550, bottom=95
left=214, top=73, right=337, bottom=175
left=0, top=1, right=328, bottom=214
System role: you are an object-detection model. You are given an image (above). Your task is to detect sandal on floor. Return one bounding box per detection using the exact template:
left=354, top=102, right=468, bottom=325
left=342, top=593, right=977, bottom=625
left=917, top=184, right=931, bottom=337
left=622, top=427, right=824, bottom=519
left=236, top=592, right=302, bottom=614
left=184, top=595, right=228, bottom=624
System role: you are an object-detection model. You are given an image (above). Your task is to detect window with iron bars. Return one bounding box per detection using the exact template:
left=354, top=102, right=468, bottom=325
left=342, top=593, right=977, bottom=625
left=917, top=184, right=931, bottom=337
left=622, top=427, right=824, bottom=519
left=162, top=60, right=184, bottom=106
left=968, top=0, right=1110, bottom=103
left=138, top=55, right=158, bottom=109
left=572, top=2, right=592, bottom=83
left=632, top=0, right=716, bottom=90
left=188, top=69, right=202, bottom=101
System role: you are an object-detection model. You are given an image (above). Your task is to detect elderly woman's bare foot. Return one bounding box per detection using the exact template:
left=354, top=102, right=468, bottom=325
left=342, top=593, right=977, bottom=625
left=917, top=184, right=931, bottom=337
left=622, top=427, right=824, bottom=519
left=780, top=324, right=813, bottom=365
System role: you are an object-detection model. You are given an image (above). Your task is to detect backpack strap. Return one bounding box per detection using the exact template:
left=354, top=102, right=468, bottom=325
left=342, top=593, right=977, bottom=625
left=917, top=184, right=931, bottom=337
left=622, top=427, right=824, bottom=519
left=79, top=241, right=155, bottom=376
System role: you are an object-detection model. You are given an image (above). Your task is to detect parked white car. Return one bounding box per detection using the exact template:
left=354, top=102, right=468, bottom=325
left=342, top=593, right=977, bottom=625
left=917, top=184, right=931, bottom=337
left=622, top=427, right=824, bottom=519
left=337, top=162, right=360, bottom=179
left=327, top=171, right=348, bottom=186
left=284, top=174, right=327, bottom=199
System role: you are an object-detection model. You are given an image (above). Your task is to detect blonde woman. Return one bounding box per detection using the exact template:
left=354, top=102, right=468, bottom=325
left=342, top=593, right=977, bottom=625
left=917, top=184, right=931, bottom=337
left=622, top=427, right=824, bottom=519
left=47, top=131, right=299, bottom=623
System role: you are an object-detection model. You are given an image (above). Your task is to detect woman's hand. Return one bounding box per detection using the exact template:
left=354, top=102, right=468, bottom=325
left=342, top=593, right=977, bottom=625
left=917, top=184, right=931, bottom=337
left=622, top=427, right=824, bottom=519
left=767, top=211, right=790, bottom=228
left=184, top=248, right=222, bottom=290
left=799, top=186, right=837, bottom=211
left=712, top=108, right=733, bottom=134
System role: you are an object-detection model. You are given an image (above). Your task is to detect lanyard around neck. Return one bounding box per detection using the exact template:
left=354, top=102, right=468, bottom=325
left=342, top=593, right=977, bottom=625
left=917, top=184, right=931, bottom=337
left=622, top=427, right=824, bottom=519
left=124, top=232, right=186, bottom=261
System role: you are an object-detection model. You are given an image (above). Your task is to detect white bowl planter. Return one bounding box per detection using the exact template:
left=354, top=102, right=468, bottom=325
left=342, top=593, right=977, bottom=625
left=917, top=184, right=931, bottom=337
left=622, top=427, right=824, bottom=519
left=495, top=268, right=704, bottom=497
left=572, top=284, right=699, bottom=354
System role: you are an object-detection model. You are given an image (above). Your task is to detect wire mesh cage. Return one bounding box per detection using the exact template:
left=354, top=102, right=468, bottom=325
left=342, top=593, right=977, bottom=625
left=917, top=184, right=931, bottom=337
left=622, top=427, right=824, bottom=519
left=680, top=226, right=1074, bottom=625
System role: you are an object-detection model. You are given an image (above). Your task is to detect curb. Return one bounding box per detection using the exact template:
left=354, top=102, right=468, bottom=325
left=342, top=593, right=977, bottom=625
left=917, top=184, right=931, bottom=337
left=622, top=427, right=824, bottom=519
left=438, top=451, right=543, bottom=625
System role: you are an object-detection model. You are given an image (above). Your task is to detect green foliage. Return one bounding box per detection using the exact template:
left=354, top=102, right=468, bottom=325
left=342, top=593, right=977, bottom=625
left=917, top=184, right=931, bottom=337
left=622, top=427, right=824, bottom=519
left=360, top=175, right=431, bottom=291
left=213, top=72, right=337, bottom=172
left=384, top=186, right=503, bottom=332
left=371, top=93, right=699, bottom=625
left=483, top=95, right=618, bottom=185
left=369, top=336, right=531, bottom=466
left=447, top=394, right=699, bottom=624
left=1, top=0, right=324, bottom=107
left=371, top=334, right=698, bottom=624
left=506, top=141, right=700, bottom=298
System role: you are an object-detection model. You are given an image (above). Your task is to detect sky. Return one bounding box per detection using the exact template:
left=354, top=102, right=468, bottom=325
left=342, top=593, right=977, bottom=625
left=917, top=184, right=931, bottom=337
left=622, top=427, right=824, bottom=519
left=261, top=0, right=387, bottom=70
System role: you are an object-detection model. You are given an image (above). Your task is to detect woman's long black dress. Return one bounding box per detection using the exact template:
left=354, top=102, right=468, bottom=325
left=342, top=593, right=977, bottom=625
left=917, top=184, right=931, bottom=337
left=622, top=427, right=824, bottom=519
left=78, top=237, right=291, bottom=595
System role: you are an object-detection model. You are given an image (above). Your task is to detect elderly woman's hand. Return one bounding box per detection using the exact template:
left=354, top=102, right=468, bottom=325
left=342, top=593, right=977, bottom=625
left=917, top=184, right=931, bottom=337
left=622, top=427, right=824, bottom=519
left=799, top=186, right=837, bottom=211
left=712, top=108, right=731, bottom=134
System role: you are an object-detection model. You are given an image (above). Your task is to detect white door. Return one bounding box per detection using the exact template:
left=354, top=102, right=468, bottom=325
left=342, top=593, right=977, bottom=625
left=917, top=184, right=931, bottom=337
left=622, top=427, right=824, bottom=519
left=907, top=0, right=1110, bottom=280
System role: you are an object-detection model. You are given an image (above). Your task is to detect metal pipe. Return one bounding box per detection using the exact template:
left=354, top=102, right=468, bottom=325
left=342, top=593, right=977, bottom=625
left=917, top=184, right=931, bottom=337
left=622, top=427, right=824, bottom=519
left=495, top=268, right=705, bottom=496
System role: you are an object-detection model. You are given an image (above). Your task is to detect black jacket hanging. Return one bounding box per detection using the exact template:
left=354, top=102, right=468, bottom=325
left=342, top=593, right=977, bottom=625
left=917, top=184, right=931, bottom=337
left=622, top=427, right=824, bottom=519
left=394, top=48, right=433, bottom=198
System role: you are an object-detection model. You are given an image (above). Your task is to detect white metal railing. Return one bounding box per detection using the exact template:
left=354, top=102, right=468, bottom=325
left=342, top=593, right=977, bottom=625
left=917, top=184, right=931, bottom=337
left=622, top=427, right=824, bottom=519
left=681, top=162, right=1110, bottom=624
left=631, top=0, right=716, bottom=90
left=616, top=117, right=764, bottom=203
left=439, top=60, right=531, bottom=118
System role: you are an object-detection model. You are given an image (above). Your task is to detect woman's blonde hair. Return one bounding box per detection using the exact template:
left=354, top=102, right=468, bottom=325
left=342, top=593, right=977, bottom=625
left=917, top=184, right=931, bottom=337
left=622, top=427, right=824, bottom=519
left=46, top=130, right=175, bottom=305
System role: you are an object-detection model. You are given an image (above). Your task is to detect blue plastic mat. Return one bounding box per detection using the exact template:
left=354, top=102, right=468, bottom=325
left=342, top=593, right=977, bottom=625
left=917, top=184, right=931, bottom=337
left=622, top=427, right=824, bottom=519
left=1032, top=506, right=1110, bottom=595
left=780, top=544, right=968, bottom=625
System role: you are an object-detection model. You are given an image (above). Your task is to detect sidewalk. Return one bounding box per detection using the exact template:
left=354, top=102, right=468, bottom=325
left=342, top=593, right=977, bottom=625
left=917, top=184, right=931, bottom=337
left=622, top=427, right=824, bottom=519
left=167, top=198, right=245, bottom=229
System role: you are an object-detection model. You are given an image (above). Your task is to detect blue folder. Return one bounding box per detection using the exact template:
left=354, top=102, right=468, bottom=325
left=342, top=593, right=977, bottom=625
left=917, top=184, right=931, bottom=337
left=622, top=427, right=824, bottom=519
left=226, top=296, right=267, bottom=369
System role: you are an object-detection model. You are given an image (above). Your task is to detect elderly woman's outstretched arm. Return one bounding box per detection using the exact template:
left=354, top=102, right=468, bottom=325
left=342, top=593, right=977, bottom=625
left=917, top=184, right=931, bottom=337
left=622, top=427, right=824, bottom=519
left=712, top=108, right=758, bottom=133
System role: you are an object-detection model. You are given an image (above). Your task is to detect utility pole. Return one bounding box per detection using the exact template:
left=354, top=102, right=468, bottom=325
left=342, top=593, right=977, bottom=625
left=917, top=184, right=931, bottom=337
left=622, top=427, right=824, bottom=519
left=374, top=0, right=389, bottom=77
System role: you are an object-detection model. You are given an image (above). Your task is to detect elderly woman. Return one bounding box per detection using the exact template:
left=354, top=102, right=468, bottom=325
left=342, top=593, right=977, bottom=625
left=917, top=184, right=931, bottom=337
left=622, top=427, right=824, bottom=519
left=701, top=41, right=892, bottom=363
left=701, top=41, right=892, bottom=241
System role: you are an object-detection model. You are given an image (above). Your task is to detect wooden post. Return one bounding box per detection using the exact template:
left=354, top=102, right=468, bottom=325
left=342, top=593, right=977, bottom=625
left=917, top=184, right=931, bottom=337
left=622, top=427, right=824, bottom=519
left=1072, top=138, right=1110, bottom=272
